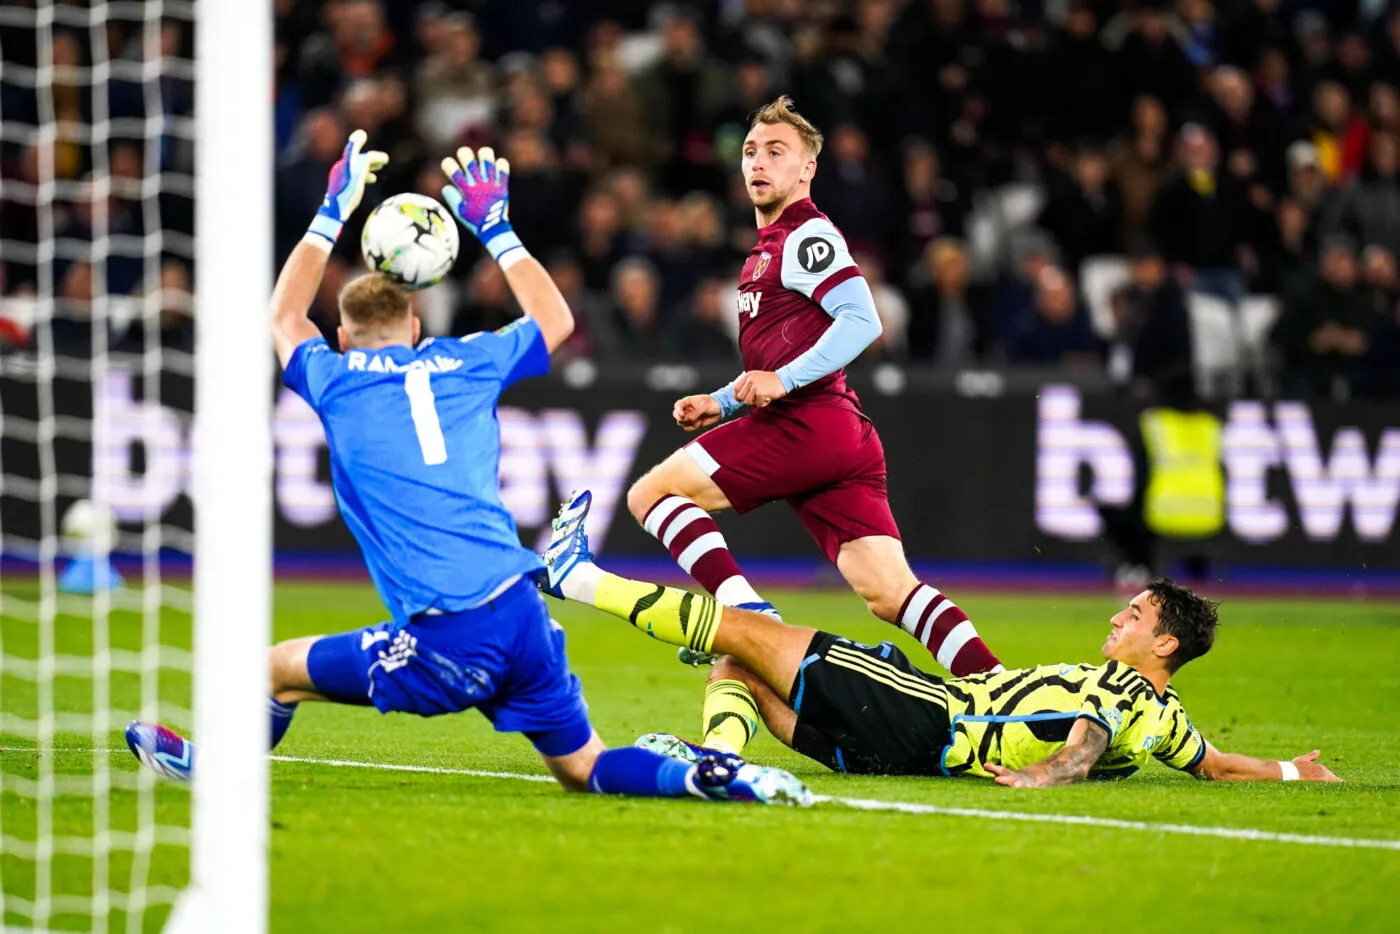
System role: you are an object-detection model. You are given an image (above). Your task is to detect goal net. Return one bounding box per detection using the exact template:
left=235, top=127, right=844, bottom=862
left=0, top=2, right=269, bottom=932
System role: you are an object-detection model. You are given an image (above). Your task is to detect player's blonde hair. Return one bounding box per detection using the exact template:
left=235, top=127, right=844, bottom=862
left=339, top=273, right=411, bottom=328
left=750, top=95, right=823, bottom=158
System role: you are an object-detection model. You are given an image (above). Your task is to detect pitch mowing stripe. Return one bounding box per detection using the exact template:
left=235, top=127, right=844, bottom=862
left=271, top=754, right=1400, bottom=852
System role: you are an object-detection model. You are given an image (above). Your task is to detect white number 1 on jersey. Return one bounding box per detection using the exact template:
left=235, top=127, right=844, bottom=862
left=404, top=368, right=447, bottom=465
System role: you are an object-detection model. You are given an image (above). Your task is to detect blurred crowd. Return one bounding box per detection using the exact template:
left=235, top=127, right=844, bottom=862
left=3, top=0, right=1400, bottom=398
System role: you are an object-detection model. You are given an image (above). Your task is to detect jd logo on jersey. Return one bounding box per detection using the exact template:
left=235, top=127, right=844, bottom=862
left=798, top=237, right=835, bottom=273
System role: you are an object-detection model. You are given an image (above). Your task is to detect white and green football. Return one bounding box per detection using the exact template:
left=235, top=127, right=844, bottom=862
left=360, top=192, right=460, bottom=291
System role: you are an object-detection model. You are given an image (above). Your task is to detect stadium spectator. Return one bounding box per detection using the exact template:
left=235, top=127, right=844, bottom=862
left=414, top=13, right=497, bottom=150
left=582, top=54, right=650, bottom=171
left=1113, top=5, right=1196, bottom=114
left=451, top=258, right=519, bottom=336
left=1295, top=11, right=1336, bottom=93
left=1359, top=293, right=1400, bottom=397
left=0, top=263, right=35, bottom=351
left=679, top=277, right=741, bottom=361
left=1179, top=0, right=1223, bottom=69
left=898, top=140, right=968, bottom=270
left=1253, top=47, right=1295, bottom=126
left=1285, top=140, right=1331, bottom=226
left=52, top=261, right=95, bottom=355
left=813, top=123, right=895, bottom=260
left=1306, top=80, right=1369, bottom=183
left=1148, top=124, right=1252, bottom=305
left=48, top=31, right=86, bottom=180
left=676, top=192, right=734, bottom=275
left=1369, top=81, right=1400, bottom=138
left=500, top=128, right=573, bottom=256
left=634, top=10, right=733, bottom=195
left=298, top=0, right=405, bottom=110
left=276, top=109, right=347, bottom=263
left=710, top=57, right=779, bottom=165
left=1330, top=32, right=1377, bottom=102
left=1038, top=142, right=1123, bottom=272
left=1003, top=266, right=1100, bottom=367
left=905, top=237, right=992, bottom=365
left=1206, top=65, right=1286, bottom=193
left=538, top=47, right=589, bottom=163
left=642, top=198, right=698, bottom=315
left=603, top=166, right=653, bottom=244
left=1272, top=235, right=1372, bottom=398
left=1361, top=244, right=1399, bottom=315
left=1378, top=8, right=1400, bottom=87
left=339, top=77, right=414, bottom=192
left=1322, top=132, right=1400, bottom=259
left=993, top=229, right=1060, bottom=347
left=855, top=252, right=908, bottom=359
left=1047, top=2, right=1117, bottom=145
left=610, top=257, right=670, bottom=358
left=1109, top=239, right=1194, bottom=399
left=544, top=252, right=616, bottom=361
left=1259, top=196, right=1315, bottom=294
left=574, top=188, right=627, bottom=293
left=117, top=261, right=196, bottom=354
left=1109, top=95, right=1173, bottom=248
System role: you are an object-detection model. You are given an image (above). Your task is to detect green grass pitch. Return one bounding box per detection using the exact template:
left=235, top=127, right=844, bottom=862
left=3, top=581, right=1399, bottom=932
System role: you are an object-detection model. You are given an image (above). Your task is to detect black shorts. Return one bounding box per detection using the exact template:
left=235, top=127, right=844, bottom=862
left=789, top=632, right=952, bottom=776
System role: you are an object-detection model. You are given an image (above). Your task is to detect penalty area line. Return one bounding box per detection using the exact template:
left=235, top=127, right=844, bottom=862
left=272, top=754, right=1400, bottom=852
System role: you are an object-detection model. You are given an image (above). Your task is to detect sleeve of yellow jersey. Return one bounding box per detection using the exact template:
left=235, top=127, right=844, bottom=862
left=1152, top=702, right=1207, bottom=771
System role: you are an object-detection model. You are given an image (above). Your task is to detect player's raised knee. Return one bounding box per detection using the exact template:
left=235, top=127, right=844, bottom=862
left=626, top=470, right=668, bottom=523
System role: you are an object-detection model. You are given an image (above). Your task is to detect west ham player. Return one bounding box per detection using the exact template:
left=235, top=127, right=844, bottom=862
left=126, top=131, right=811, bottom=806
left=544, top=496, right=1342, bottom=785
left=625, top=97, right=1000, bottom=754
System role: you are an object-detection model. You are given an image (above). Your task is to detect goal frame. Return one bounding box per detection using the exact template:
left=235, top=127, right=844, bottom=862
left=178, top=0, right=273, bottom=930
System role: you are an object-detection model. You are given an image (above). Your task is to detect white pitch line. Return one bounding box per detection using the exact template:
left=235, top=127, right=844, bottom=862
left=270, top=754, right=555, bottom=783
left=271, top=754, right=1400, bottom=852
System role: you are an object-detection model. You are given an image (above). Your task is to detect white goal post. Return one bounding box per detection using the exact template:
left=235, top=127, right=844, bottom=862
left=180, top=0, right=273, bottom=931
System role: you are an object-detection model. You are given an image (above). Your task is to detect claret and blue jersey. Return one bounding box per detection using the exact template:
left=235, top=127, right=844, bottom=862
left=282, top=317, right=550, bottom=625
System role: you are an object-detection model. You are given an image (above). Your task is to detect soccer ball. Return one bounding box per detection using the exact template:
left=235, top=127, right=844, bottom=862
left=360, top=193, right=460, bottom=291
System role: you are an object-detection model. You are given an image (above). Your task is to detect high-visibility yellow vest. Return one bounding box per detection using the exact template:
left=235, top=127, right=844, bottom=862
left=1140, top=408, right=1225, bottom=539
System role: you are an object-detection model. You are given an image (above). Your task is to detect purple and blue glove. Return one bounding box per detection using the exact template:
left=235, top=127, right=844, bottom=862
left=440, top=146, right=526, bottom=266
left=308, top=129, right=389, bottom=245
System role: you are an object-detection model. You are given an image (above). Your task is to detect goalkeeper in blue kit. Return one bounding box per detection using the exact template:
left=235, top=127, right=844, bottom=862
left=125, top=130, right=812, bottom=806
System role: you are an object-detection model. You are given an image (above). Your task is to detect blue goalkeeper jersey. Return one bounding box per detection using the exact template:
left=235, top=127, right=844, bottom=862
left=282, top=318, right=549, bottom=626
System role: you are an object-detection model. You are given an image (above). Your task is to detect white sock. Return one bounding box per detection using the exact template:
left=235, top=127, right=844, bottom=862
left=715, top=575, right=764, bottom=607
left=559, top=561, right=603, bottom=605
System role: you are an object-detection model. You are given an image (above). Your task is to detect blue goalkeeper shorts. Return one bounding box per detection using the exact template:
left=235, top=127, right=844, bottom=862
left=304, top=576, right=593, bottom=757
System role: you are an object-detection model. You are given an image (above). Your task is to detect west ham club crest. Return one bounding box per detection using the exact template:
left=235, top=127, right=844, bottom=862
left=753, top=251, right=772, bottom=280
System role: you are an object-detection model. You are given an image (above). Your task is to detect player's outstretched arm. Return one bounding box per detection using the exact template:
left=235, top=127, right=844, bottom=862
left=1190, top=742, right=1342, bottom=782
left=271, top=129, right=388, bottom=367
left=440, top=147, right=574, bottom=353
left=985, top=718, right=1109, bottom=788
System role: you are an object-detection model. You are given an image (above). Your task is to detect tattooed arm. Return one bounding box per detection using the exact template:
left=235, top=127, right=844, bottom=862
left=985, top=719, right=1110, bottom=788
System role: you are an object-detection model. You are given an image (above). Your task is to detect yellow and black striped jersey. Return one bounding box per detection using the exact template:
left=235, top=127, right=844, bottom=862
left=937, top=660, right=1206, bottom=779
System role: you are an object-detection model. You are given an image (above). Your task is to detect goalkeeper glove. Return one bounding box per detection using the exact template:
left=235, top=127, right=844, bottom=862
left=440, top=146, right=526, bottom=266
left=307, top=128, right=388, bottom=245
